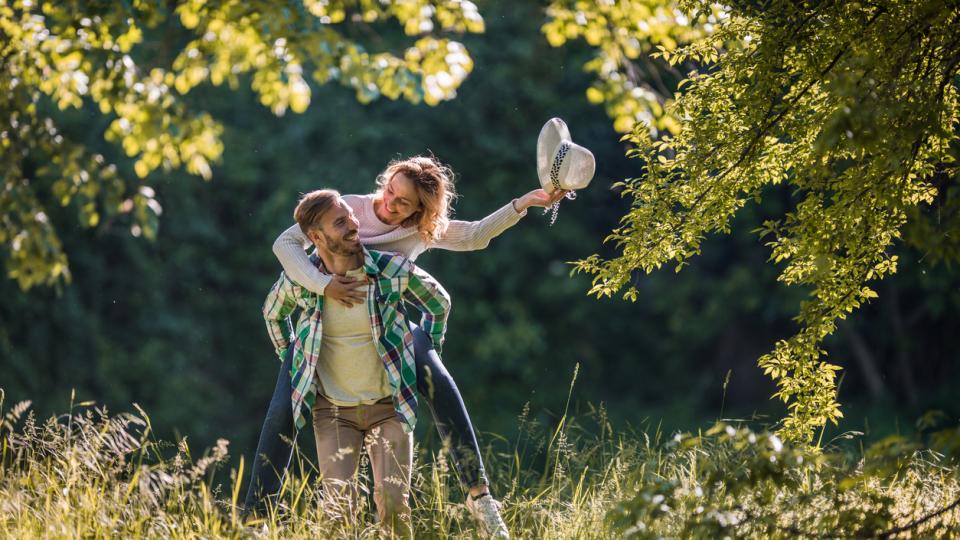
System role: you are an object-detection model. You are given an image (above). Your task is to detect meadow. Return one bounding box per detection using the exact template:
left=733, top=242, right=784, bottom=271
left=3, top=387, right=959, bottom=539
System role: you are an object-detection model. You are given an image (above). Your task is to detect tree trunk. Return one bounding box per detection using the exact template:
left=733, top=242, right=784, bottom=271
left=840, top=322, right=888, bottom=400
left=884, top=281, right=919, bottom=405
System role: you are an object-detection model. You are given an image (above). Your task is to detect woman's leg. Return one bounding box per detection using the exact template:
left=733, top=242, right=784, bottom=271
left=409, top=321, right=489, bottom=491
left=243, top=347, right=297, bottom=513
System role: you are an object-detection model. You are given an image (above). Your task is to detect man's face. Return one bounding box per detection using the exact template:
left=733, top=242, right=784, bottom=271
left=312, top=200, right=361, bottom=256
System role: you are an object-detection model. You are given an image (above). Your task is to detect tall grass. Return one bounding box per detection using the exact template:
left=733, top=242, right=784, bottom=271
left=2, top=387, right=959, bottom=538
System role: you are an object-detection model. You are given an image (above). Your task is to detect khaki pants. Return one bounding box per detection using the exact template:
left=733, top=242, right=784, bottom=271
left=312, top=395, right=413, bottom=538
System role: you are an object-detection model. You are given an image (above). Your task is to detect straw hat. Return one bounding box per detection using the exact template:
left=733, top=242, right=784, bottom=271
left=536, top=118, right=596, bottom=194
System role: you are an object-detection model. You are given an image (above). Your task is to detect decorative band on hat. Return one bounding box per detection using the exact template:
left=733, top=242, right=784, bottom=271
left=550, top=141, right=571, bottom=192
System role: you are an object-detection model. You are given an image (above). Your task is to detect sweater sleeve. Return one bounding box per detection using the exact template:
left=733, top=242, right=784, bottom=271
left=431, top=201, right=526, bottom=252
left=272, top=223, right=333, bottom=294
left=262, top=273, right=299, bottom=361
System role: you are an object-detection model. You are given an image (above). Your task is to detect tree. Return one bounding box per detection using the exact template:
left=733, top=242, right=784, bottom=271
left=577, top=0, right=960, bottom=442
left=542, top=0, right=712, bottom=135
left=0, top=0, right=482, bottom=290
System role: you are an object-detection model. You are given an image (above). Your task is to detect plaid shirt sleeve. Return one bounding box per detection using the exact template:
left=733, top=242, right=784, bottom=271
left=262, top=274, right=299, bottom=361
left=402, top=264, right=451, bottom=353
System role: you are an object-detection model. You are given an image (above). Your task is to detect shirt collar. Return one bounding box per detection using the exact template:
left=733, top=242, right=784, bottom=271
left=361, top=247, right=379, bottom=277
left=310, top=247, right=378, bottom=278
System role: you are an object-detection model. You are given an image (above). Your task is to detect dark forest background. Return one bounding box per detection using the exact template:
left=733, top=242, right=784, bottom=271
left=2, top=0, right=958, bottom=466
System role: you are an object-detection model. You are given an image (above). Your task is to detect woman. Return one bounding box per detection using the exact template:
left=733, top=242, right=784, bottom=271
left=246, top=155, right=564, bottom=537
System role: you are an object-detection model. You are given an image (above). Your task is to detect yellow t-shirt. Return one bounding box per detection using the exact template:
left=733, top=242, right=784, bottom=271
left=315, top=268, right=392, bottom=406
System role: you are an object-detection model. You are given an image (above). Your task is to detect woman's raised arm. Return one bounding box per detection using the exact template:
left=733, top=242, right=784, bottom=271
left=433, top=188, right=566, bottom=251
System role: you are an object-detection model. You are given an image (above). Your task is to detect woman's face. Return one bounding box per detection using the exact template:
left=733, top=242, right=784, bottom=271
left=377, top=172, right=421, bottom=225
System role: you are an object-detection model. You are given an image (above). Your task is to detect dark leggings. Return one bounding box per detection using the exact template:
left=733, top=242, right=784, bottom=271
left=243, top=322, right=488, bottom=512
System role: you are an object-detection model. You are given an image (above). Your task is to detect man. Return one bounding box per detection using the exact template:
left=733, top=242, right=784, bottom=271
left=262, top=189, right=451, bottom=537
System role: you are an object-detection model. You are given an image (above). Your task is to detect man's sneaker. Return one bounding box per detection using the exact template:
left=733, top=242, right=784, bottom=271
left=465, top=493, right=510, bottom=539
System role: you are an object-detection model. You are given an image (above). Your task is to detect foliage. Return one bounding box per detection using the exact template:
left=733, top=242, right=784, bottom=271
left=3, top=393, right=960, bottom=538
left=904, top=179, right=960, bottom=267
left=541, top=0, right=717, bottom=135
left=608, top=420, right=960, bottom=538
left=172, top=0, right=482, bottom=111
left=577, top=0, right=960, bottom=442
left=0, top=0, right=482, bottom=290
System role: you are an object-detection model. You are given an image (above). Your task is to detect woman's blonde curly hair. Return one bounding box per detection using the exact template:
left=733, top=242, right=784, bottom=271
left=376, top=155, right=458, bottom=243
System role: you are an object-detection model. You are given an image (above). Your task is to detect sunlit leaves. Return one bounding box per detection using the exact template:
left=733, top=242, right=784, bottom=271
left=577, top=0, right=960, bottom=442
left=0, top=177, right=71, bottom=290
left=173, top=0, right=479, bottom=114
left=303, top=0, right=484, bottom=34
left=543, top=0, right=721, bottom=135
left=1, top=1, right=221, bottom=289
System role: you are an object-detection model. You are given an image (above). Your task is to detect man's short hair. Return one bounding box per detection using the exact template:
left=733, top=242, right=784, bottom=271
left=294, top=189, right=341, bottom=235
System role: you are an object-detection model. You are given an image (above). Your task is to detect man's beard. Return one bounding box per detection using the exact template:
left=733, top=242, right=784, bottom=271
left=323, top=231, right=362, bottom=256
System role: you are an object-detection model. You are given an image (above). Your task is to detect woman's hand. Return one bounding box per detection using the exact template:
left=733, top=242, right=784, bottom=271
left=514, top=188, right=569, bottom=212
left=325, top=275, right=367, bottom=307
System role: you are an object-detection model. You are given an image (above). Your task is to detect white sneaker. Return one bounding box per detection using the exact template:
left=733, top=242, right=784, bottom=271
left=466, top=493, right=510, bottom=539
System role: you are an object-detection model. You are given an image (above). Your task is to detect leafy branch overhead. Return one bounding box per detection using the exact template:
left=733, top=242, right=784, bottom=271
left=0, top=0, right=483, bottom=290
left=542, top=0, right=718, bottom=136
left=577, top=0, right=960, bottom=442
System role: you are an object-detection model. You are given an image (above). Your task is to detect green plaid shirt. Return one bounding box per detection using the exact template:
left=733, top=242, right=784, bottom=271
left=262, top=247, right=450, bottom=433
